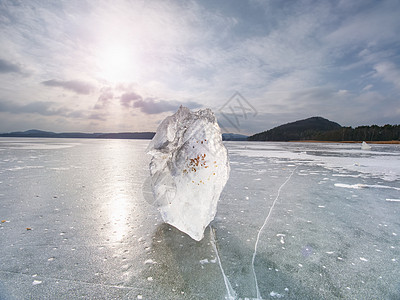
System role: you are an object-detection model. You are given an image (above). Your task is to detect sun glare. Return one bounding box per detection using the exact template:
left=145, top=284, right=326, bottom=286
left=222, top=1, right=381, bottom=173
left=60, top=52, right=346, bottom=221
left=96, top=45, right=138, bottom=83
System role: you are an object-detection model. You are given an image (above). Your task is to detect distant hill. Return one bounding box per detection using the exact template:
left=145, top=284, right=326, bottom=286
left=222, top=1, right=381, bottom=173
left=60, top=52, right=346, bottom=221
left=248, top=117, right=400, bottom=142
left=0, top=130, right=156, bottom=140
left=222, top=133, right=248, bottom=141
left=0, top=130, right=245, bottom=141
left=248, top=117, right=342, bottom=141
left=3, top=124, right=398, bottom=142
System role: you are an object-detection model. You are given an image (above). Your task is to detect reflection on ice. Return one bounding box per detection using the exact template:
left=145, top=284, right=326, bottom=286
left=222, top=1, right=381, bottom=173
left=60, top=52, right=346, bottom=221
left=108, top=196, right=129, bottom=242
left=0, top=138, right=81, bottom=150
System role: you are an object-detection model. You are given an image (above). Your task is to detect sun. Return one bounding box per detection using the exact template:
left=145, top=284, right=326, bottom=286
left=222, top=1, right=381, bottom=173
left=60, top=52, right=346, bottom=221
left=96, top=45, right=138, bottom=83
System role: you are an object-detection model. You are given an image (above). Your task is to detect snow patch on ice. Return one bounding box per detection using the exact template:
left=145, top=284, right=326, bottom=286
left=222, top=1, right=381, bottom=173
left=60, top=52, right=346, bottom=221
left=386, top=199, right=400, bottom=202
left=270, top=291, right=284, bottom=298
left=335, top=183, right=400, bottom=190
left=32, top=280, right=42, bottom=285
left=334, top=183, right=367, bottom=189
left=144, top=259, right=156, bottom=265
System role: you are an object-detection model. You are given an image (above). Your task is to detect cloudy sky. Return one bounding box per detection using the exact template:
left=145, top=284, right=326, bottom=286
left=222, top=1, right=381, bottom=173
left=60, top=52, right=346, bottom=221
left=1, top=0, right=399, bottom=134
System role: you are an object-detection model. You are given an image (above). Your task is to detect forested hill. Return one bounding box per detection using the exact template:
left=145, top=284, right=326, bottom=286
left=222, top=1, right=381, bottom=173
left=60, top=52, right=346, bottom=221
left=248, top=117, right=400, bottom=142
left=248, top=117, right=341, bottom=141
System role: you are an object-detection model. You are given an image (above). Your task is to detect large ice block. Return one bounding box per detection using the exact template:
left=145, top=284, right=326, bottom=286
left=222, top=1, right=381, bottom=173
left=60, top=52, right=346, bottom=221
left=147, top=106, right=230, bottom=241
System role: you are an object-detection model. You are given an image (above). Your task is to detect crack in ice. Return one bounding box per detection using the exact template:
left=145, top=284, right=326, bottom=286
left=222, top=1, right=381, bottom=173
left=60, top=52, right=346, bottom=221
left=251, top=166, right=298, bottom=299
left=210, top=226, right=237, bottom=300
left=210, top=166, right=297, bottom=300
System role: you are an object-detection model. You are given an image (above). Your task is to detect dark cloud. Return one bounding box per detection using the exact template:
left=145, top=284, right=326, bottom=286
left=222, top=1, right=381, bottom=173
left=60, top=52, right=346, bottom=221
left=94, top=88, right=114, bottom=109
left=0, top=99, right=84, bottom=119
left=0, top=58, right=23, bottom=74
left=0, top=100, right=56, bottom=115
left=88, top=112, right=107, bottom=121
left=42, top=79, right=95, bottom=95
left=120, top=92, right=142, bottom=107
left=133, top=98, right=201, bottom=114
left=0, top=98, right=107, bottom=126
left=67, top=110, right=87, bottom=118
left=95, top=89, right=202, bottom=115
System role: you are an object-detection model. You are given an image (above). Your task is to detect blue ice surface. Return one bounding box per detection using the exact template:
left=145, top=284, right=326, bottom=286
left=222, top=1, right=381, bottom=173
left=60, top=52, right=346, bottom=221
left=0, top=138, right=399, bottom=299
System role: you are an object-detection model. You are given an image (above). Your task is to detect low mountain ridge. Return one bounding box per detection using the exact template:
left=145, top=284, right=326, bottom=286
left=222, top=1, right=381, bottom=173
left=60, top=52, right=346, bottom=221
left=0, top=129, right=244, bottom=141
left=248, top=117, right=342, bottom=141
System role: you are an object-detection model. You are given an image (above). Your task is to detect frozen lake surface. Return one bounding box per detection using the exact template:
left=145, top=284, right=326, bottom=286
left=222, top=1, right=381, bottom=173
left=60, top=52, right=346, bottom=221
left=0, top=138, right=399, bottom=299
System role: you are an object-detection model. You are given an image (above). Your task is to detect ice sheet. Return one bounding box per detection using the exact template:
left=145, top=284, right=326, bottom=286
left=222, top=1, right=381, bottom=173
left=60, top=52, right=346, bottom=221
left=229, top=142, right=400, bottom=181
left=0, top=138, right=399, bottom=299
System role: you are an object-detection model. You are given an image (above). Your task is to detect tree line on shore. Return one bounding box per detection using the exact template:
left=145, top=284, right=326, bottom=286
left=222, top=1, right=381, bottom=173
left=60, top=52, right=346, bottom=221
left=314, top=124, right=400, bottom=142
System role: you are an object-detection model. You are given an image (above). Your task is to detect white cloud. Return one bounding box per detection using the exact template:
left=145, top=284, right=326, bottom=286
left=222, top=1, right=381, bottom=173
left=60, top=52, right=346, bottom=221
left=325, top=0, right=400, bottom=46
left=373, top=62, right=400, bottom=90
left=42, top=79, right=96, bottom=95
left=362, top=84, right=373, bottom=91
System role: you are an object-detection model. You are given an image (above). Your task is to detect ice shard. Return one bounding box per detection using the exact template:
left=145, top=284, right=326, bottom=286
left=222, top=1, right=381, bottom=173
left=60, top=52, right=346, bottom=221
left=361, top=141, right=371, bottom=150
left=147, top=106, right=230, bottom=241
